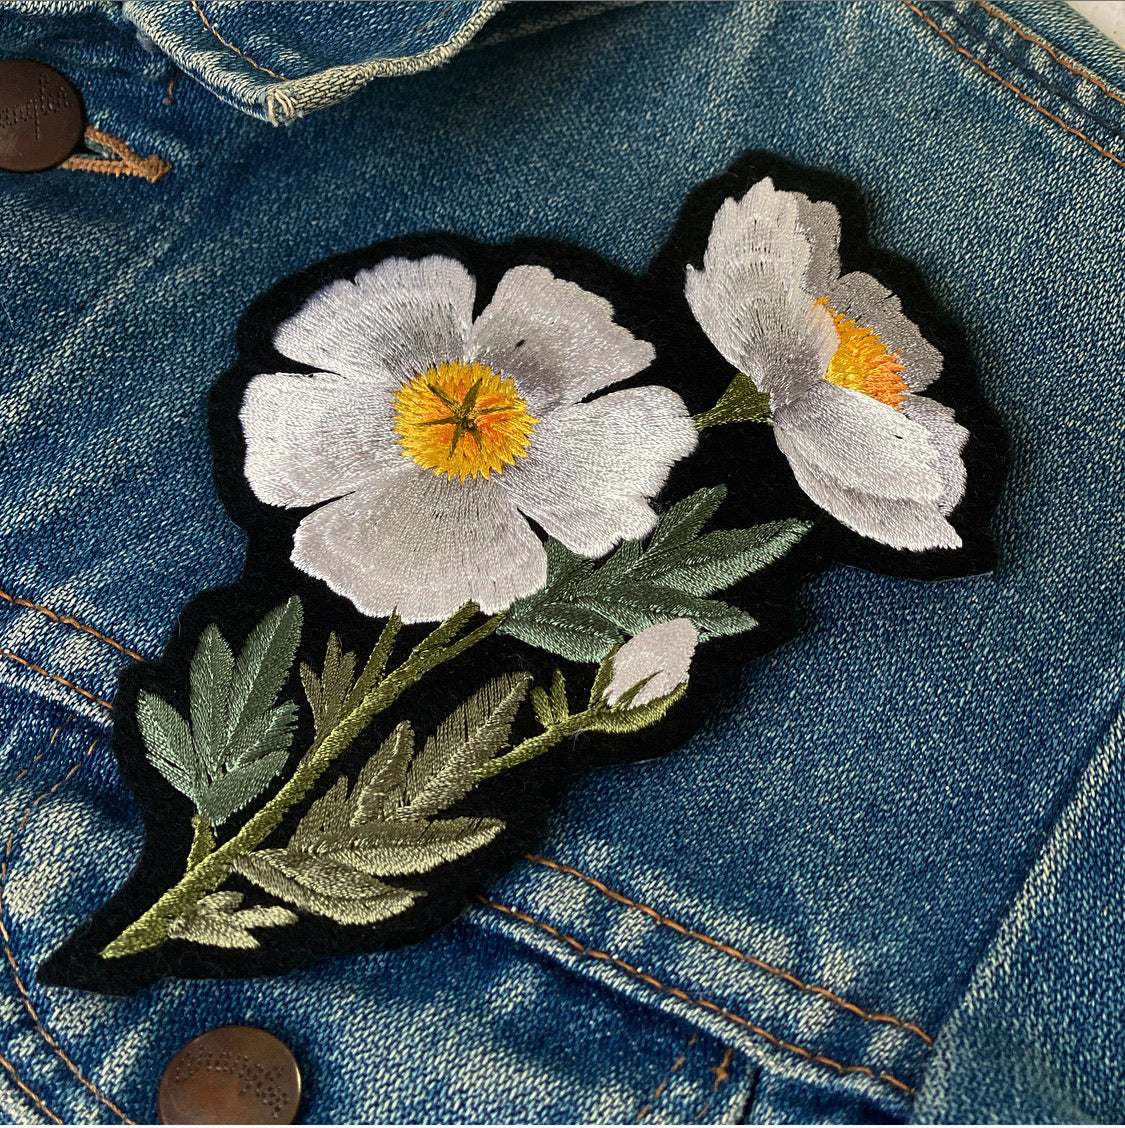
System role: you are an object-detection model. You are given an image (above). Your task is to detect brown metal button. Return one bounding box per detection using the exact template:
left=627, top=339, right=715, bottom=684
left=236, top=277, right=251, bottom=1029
left=157, top=1026, right=302, bottom=1125
left=0, top=59, right=83, bottom=172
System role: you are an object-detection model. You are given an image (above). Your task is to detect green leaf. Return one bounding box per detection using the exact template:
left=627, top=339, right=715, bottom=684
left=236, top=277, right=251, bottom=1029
left=350, top=722, right=415, bottom=824
left=694, top=372, right=773, bottom=430
left=639, top=519, right=813, bottom=596
left=165, top=891, right=296, bottom=949
left=322, top=816, right=505, bottom=877
left=500, top=603, right=621, bottom=664
left=226, top=596, right=303, bottom=756
left=196, top=745, right=290, bottom=827
left=498, top=488, right=806, bottom=662
left=188, top=624, right=233, bottom=778
left=232, top=851, right=420, bottom=926
left=301, top=633, right=356, bottom=742
left=403, top=673, right=530, bottom=819
left=645, top=487, right=727, bottom=558
left=138, top=690, right=198, bottom=797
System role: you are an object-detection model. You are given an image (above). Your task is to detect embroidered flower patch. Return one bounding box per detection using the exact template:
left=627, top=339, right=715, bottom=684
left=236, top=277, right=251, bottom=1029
left=43, top=154, right=1005, bottom=994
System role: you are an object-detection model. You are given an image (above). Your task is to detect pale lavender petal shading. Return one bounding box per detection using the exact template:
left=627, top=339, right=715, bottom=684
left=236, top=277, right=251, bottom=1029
left=827, top=271, right=943, bottom=392
left=273, top=255, right=475, bottom=385
left=241, top=370, right=401, bottom=507
left=471, top=264, right=655, bottom=413
left=773, top=382, right=946, bottom=503
left=501, top=386, right=698, bottom=557
left=291, top=471, right=547, bottom=622
left=900, top=395, right=969, bottom=514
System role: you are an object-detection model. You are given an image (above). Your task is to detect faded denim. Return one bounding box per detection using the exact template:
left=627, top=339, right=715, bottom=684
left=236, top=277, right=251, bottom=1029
left=0, top=0, right=1123, bottom=1123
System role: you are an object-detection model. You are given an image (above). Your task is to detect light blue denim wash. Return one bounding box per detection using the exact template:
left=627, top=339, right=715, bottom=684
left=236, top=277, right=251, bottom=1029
left=1, top=0, right=1123, bottom=1122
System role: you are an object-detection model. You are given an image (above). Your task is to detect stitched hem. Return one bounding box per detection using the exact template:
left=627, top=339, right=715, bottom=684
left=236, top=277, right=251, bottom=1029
left=903, top=1, right=1125, bottom=169
left=525, top=854, right=933, bottom=1045
left=480, top=897, right=916, bottom=1100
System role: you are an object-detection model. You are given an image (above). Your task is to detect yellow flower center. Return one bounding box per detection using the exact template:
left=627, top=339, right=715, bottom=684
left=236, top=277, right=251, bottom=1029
left=392, top=359, right=537, bottom=481
left=816, top=297, right=909, bottom=409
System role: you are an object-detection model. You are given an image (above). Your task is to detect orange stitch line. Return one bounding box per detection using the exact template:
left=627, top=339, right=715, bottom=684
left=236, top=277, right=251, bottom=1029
left=903, top=1, right=1125, bottom=169
left=635, top=1032, right=696, bottom=1123
left=480, top=897, right=916, bottom=1100
left=976, top=1, right=1125, bottom=108
left=164, top=73, right=179, bottom=106
left=0, top=652, right=113, bottom=711
left=0, top=588, right=145, bottom=661
left=694, top=1046, right=735, bottom=1122
left=0, top=1047, right=63, bottom=1125
left=59, top=126, right=171, bottom=184
left=414, top=2, right=453, bottom=39
left=525, top=855, right=933, bottom=1045
left=0, top=729, right=136, bottom=1125
left=190, top=0, right=288, bottom=80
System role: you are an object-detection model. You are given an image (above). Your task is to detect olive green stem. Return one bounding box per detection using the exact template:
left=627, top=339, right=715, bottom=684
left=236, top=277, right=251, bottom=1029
left=101, top=606, right=505, bottom=959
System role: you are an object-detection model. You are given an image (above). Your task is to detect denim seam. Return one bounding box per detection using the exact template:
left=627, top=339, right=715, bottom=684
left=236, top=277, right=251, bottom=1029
left=634, top=1031, right=697, bottom=1123
left=0, top=1048, right=61, bottom=1125
left=479, top=896, right=917, bottom=1100
left=58, top=126, right=172, bottom=184
left=692, top=1045, right=735, bottom=1122
left=976, top=1, right=1125, bottom=108
left=0, top=652, right=114, bottom=713
left=902, top=1, right=1125, bottom=170
left=0, top=721, right=134, bottom=1125
left=525, top=854, right=934, bottom=1045
left=189, top=0, right=289, bottom=80
left=690, top=1042, right=731, bottom=1123
left=938, top=4, right=1124, bottom=139
left=0, top=588, right=145, bottom=662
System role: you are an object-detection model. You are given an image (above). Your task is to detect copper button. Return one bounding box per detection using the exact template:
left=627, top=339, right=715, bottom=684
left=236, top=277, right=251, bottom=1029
left=0, top=58, right=83, bottom=172
left=157, top=1026, right=302, bottom=1125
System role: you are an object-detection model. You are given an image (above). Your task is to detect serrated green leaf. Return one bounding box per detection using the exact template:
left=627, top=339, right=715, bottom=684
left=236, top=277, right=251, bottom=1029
left=501, top=603, right=622, bottom=664
left=165, top=890, right=297, bottom=949
left=226, top=596, right=302, bottom=756
left=350, top=722, right=415, bottom=823
left=188, top=624, right=233, bottom=778
left=640, top=519, right=812, bottom=596
left=138, top=691, right=198, bottom=797
left=645, top=486, right=727, bottom=558
left=498, top=488, right=799, bottom=662
left=329, top=816, right=504, bottom=877
left=196, top=746, right=289, bottom=826
left=579, top=583, right=757, bottom=640
left=548, top=669, right=569, bottom=722
left=232, top=851, right=419, bottom=925
left=301, top=632, right=356, bottom=742
left=403, top=673, right=530, bottom=819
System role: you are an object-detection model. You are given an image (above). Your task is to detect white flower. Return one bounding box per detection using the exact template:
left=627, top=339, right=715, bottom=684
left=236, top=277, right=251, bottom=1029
left=685, top=178, right=969, bottom=551
left=240, top=256, right=698, bottom=621
left=603, top=619, right=698, bottom=707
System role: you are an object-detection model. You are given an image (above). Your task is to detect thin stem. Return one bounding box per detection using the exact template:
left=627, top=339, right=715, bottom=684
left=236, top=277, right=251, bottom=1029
left=101, top=607, right=505, bottom=959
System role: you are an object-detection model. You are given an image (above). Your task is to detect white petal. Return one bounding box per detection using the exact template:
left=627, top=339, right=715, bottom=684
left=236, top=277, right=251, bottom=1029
left=501, top=386, right=698, bottom=557
left=291, top=473, right=547, bottom=622
left=604, top=619, right=698, bottom=707
left=273, top=256, right=475, bottom=385
left=794, top=195, right=842, bottom=297
left=826, top=272, right=943, bottom=392
left=793, top=474, right=963, bottom=551
left=900, top=395, right=969, bottom=515
left=773, top=382, right=945, bottom=504
left=684, top=178, right=838, bottom=406
left=471, top=265, right=655, bottom=412
left=240, top=371, right=404, bottom=507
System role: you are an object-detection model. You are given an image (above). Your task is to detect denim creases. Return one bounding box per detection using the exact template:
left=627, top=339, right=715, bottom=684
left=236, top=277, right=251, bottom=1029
left=1, top=1, right=1123, bottom=1123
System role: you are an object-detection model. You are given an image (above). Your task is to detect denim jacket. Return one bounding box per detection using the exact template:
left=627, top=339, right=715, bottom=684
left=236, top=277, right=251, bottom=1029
left=1, top=1, right=1123, bottom=1123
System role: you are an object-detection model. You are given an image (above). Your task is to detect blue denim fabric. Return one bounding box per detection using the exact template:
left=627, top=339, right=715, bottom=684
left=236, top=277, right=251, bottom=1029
left=0, top=0, right=1122, bottom=1123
